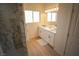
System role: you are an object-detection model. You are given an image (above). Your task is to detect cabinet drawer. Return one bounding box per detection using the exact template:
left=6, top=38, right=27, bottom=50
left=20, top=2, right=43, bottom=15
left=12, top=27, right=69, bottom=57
left=49, top=32, right=55, bottom=47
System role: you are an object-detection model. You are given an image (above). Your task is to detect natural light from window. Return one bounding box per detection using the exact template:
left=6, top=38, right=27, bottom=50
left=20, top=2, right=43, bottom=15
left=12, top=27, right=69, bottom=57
left=24, top=10, right=40, bottom=23
left=47, top=12, right=51, bottom=22
left=24, top=11, right=32, bottom=23
left=47, top=12, right=57, bottom=22
left=52, top=13, right=57, bottom=21
left=33, top=11, right=39, bottom=22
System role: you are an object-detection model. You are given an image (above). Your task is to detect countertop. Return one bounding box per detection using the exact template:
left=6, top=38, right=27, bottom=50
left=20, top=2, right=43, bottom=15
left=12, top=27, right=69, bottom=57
left=39, top=25, right=57, bottom=33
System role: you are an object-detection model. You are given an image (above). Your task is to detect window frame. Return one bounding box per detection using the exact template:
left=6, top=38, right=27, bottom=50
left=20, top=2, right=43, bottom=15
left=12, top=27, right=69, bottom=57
left=24, top=10, right=40, bottom=24
left=33, top=11, right=40, bottom=23
left=47, top=11, right=57, bottom=22
left=24, top=10, right=33, bottom=23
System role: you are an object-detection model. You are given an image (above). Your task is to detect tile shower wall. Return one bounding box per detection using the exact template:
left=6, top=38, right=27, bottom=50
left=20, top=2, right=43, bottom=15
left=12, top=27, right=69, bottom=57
left=0, top=4, right=27, bottom=56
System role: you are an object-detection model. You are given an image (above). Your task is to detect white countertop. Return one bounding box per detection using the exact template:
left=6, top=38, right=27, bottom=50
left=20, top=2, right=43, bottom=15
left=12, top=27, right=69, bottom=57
left=39, top=25, right=57, bottom=33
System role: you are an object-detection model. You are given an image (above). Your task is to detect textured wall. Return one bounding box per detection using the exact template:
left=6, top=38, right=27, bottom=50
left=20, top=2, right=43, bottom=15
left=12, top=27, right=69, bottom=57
left=0, top=4, right=27, bottom=56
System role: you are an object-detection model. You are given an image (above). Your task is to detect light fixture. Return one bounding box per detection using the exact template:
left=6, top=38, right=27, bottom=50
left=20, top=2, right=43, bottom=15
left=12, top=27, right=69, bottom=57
left=45, top=7, right=59, bottom=13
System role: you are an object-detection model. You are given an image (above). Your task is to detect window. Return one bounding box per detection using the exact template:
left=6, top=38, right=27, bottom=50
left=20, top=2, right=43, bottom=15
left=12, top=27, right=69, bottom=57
left=47, top=12, right=52, bottom=22
left=24, top=11, right=32, bottom=23
left=33, top=11, right=39, bottom=22
left=47, top=12, right=57, bottom=22
left=24, top=10, right=40, bottom=23
left=51, top=12, right=57, bottom=21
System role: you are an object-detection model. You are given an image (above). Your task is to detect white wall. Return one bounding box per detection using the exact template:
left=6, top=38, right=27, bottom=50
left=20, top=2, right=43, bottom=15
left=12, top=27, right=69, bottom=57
left=54, top=4, right=73, bottom=55
left=23, top=3, right=44, bottom=11
left=25, top=23, right=39, bottom=40
left=44, top=3, right=58, bottom=10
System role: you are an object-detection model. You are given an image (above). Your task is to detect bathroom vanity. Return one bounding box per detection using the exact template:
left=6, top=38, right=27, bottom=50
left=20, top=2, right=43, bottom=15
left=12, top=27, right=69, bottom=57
left=39, top=25, right=56, bottom=47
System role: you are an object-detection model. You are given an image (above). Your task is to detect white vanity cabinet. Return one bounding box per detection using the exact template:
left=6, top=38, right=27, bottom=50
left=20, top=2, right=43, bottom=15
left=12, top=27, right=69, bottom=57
left=39, top=27, right=56, bottom=47
left=44, top=31, right=50, bottom=43
left=49, top=32, right=55, bottom=47
left=39, top=27, right=46, bottom=40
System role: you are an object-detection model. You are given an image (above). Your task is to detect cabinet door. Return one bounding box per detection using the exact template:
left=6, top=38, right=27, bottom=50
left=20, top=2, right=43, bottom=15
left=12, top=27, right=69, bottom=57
left=39, top=28, right=42, bottom=38
left=49, top=32, right=55, bottom=47
left=39, top=28, right=47, bottom=40
left=39, top=28, right=44, bottom=38
left=43, top=30, right=50, bottom=43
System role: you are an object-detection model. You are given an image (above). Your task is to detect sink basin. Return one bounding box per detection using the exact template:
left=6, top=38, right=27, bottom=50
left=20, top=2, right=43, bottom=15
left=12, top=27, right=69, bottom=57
left=50, top=27, right=57, bottom=30
left=39, top=25, right=57, bottom=33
